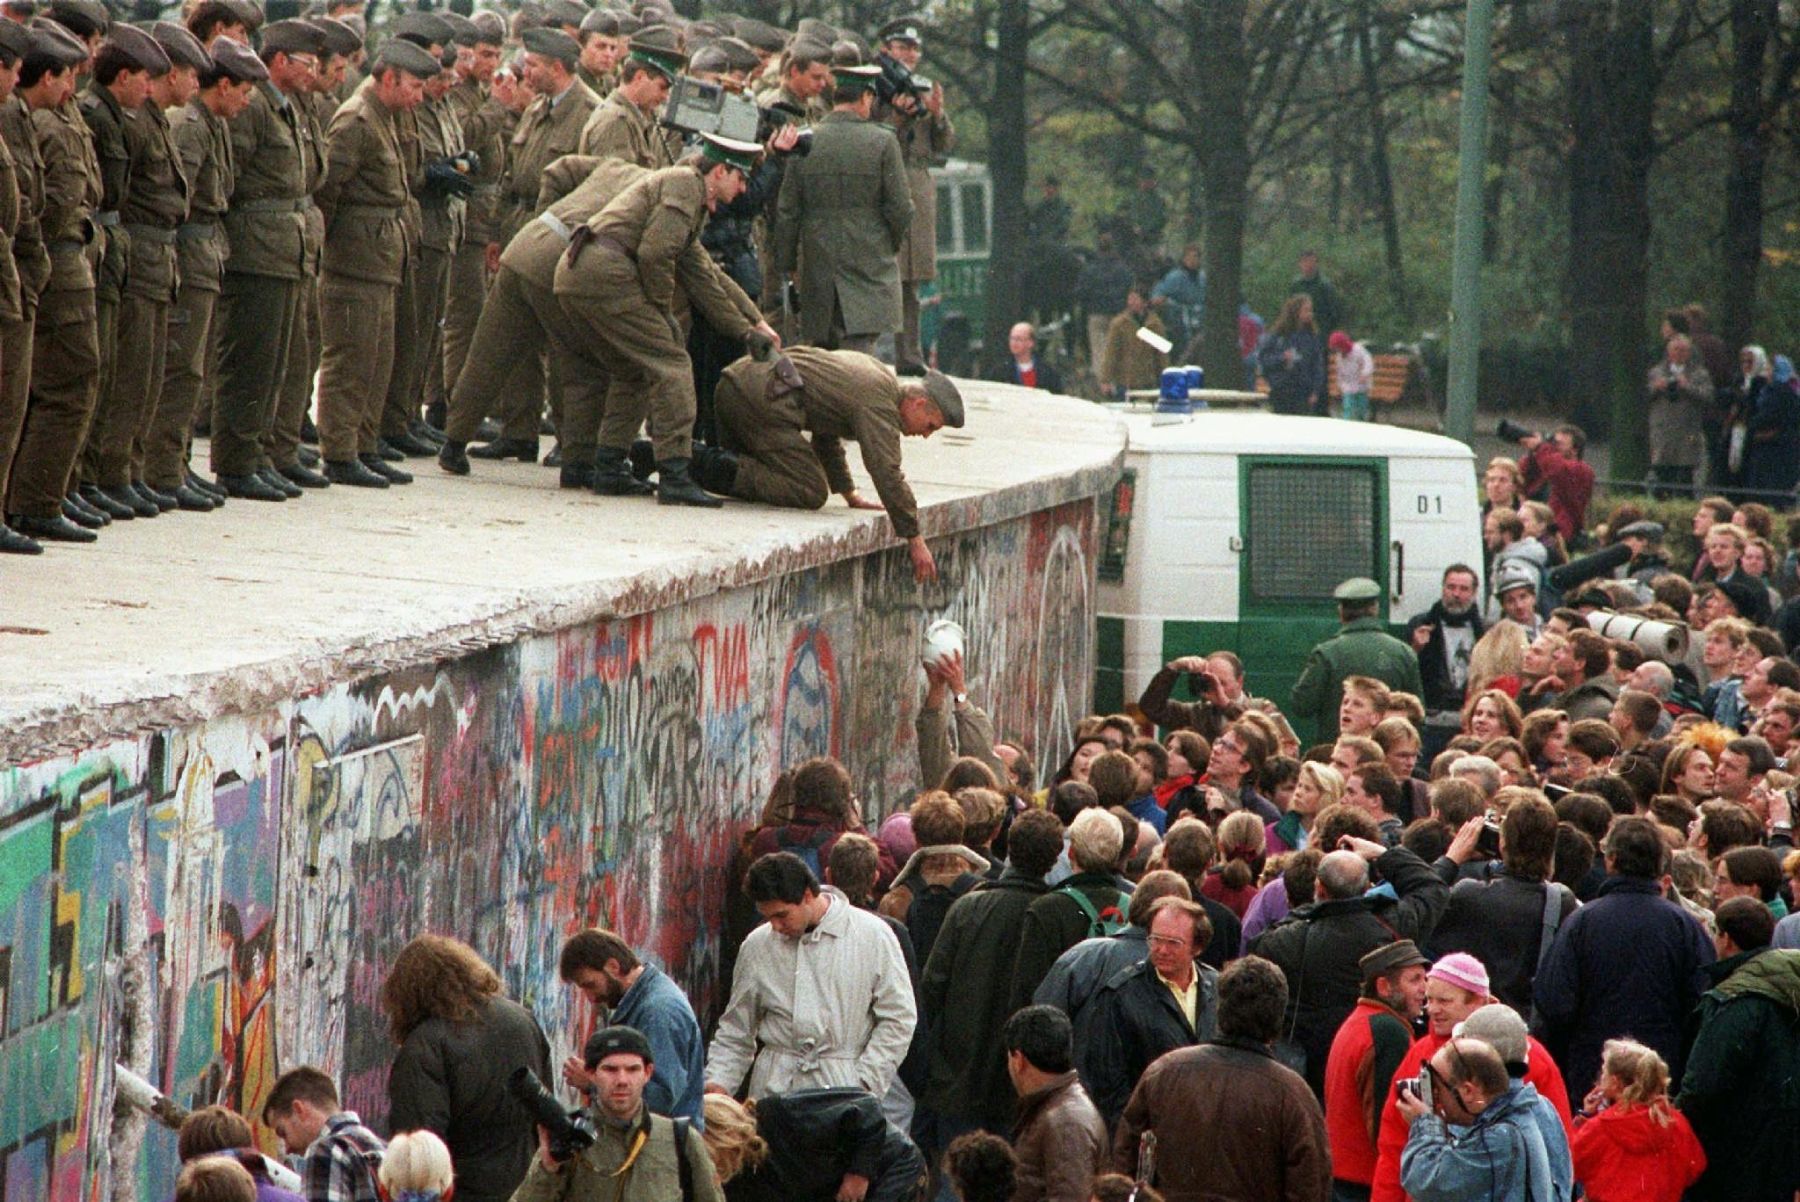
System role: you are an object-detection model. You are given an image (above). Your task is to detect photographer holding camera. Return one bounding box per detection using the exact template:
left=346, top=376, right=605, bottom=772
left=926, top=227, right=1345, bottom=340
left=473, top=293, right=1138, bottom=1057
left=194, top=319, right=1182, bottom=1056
left=1396, top=1038, right=1560, bottom=1202
left=1498, top=420, right=1594, bottom=545
left=874, top=18, right=953, bottom=371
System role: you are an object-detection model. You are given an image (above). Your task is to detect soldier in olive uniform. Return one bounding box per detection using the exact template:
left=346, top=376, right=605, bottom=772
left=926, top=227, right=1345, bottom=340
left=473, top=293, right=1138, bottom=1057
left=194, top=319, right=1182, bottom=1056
left=553, top=136, right=776, bottom=506
left=312, top=38, right=439, bottom=488
left=577, top=24, right=680, bottom=165
left=575, top=7, right=622, bottom=96
left=473, top=26, right=596, bottom=463
left=774, top=63, right=911, bottom=353
left=875, top=18, right=952, bottom=371
left=1289, top=577, right=1425, bottom=741
left=0, top=19, right=45, bottom=553
left=137, top=22, right=225, bottom=512
left=5, top=21, right=102, bottom=543
left=438, top=9, right=508, bottom=415
left=696, top=349, right=960, bottom=583
left=211, top=19, right=324, bottom=501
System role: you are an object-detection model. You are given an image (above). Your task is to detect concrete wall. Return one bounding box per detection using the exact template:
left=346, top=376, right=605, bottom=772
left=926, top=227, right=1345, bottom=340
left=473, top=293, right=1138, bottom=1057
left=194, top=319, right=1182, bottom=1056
left=0, top=499, right=1096, bottom=1202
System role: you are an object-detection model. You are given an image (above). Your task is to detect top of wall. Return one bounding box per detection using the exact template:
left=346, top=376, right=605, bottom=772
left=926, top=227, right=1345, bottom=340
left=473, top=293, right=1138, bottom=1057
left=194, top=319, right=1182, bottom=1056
left=0, top=381, right=1124, bottom=764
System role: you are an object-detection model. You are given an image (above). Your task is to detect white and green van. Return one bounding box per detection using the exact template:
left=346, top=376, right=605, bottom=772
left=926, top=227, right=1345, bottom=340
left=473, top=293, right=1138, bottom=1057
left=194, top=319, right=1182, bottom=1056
left=1094, top=411, right=1484, bottom=745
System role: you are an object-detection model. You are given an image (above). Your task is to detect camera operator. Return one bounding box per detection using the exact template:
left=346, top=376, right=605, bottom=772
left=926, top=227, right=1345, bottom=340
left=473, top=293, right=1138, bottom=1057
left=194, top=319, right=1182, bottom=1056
left=874, top=18, right=952, bottom=371
left=1499, top=422, right=1594, bottom=545
left=1396, top=1038, right=1561, bottom=1202
left=515, top=1026, right=722, bottom=1202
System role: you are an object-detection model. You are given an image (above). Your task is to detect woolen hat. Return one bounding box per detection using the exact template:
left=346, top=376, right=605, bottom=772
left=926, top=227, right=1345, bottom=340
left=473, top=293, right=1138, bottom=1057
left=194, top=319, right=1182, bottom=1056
left=583, top=1025, right=653, bottom=1069
left=1616, top=519, right=1664, bottom=543
left=1328, top=330, right=1353, bottom=354
left=26, top=19, right=88, bottom=66
left=468, top=9, right=505, bottom=43
left=730, top=15, right=783, bottom=52
left=541, top=0, right=587, bottom=30
left=1491, top=561, right=1537, bottom=597
left=1427, top=951, right=1491, bottom=998
left=1714, top=573, right=1770, bottom=625
left=437, top=11, right=479, bottom=46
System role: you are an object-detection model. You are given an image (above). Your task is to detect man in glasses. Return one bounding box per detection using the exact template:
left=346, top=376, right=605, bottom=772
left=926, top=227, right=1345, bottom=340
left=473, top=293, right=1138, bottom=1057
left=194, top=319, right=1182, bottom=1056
left=1395, top=1038, right=1560, bottom=1202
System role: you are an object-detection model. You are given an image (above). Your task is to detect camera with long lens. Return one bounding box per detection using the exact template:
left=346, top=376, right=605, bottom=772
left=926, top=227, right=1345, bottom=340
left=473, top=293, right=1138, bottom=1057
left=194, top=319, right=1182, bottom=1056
left=874, top=51, right=932, bottom=109
left=1496, top=418, right=1538, bottom=444
left=506, top=1067, right=596, bottom=1163
left=757, top=101, right=814, bottom=156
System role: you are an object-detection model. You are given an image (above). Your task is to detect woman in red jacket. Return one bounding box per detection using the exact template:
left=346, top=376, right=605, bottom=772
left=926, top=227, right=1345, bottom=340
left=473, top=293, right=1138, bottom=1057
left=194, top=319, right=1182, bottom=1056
left=1571, top=1039, right=1705, bottom=1202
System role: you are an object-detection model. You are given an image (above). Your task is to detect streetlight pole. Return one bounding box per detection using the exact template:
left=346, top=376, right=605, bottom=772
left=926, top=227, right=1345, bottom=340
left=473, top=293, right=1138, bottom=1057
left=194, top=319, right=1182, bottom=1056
left=1444, top=0, right=1496, bottom=446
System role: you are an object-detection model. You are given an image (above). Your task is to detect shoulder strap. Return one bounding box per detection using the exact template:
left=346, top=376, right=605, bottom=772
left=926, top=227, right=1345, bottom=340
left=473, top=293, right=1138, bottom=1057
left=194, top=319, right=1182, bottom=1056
left=1058, top=883, right=1104, bottom=932
left=673, top=1117, right=694, bottom=1202
left=1536, top=883, right=1565, bottom=975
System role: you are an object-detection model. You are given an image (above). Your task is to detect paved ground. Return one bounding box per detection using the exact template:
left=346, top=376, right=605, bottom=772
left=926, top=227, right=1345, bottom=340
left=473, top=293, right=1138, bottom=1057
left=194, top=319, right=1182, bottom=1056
left=0, top=382, right=1124, bottom=759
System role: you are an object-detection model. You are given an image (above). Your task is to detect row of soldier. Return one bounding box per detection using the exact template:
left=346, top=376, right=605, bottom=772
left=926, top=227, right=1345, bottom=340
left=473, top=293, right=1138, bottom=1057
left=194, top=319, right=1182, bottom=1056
left=0, top=0, right=958, bottom=554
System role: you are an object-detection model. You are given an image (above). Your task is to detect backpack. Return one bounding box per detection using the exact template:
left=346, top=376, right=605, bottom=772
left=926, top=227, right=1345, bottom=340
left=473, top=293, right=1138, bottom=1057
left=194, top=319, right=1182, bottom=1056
left=1058, top=883, right=1128, bottom=938
left=775, top=825, right=834, bottom=878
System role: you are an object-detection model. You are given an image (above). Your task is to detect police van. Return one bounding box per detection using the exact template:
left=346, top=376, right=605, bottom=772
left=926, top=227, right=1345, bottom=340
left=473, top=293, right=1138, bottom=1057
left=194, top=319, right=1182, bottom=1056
left=1094, top=410, right=1484, bottom=744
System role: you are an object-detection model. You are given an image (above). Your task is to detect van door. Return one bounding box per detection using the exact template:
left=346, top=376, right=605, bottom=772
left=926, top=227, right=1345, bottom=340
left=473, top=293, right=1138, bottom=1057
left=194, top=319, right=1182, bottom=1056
left=1236, top=455, right=1389, bottom=745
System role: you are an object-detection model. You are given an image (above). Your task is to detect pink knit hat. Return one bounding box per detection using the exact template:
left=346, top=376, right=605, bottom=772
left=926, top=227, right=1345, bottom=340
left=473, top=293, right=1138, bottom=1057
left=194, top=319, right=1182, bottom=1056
left=877, top=812, right=917, bottom=864
left=1428, top=952, right=1491, bottom=998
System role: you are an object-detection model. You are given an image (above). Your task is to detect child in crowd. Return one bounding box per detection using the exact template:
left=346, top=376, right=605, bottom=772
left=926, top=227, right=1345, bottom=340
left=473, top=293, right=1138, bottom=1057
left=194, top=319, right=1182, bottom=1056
left=1329, top=330, right=1374, bottom=421
left=1570, top=1039, right=1705, bottom=1202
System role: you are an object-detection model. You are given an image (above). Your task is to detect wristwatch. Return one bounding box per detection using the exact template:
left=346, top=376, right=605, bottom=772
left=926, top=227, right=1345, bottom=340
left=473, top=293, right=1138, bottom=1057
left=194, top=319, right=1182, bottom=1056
left=953, top=692, right=968, bottom=707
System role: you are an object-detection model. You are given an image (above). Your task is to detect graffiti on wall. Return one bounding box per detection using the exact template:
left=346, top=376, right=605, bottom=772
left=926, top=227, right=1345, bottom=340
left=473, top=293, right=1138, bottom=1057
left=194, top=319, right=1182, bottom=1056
left=0, top=498, right=1095, bottom=1202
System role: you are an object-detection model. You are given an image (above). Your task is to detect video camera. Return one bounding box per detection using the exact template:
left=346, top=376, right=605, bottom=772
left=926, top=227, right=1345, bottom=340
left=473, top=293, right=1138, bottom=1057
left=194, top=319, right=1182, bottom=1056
left=875, top=50, right=933, bottom=110
left=506, top=1067, right=596, bottom=1164
left=661, top=76, right=812, bottom=156
left=1496, top=418, right=1538, bottom=444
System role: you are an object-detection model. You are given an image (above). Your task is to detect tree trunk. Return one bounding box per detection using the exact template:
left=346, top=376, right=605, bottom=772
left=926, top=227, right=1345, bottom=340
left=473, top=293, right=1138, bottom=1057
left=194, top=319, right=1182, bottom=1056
left=1192, top=0, right=1251, bottom=390
left=1562, top=0, right=1655, bottom=464
left=1719, top=0, right=1776, bottom=353
left=980, top=0, right=1030, bottom=377
left=1482, top=75, right=1513, bottom=262
left=1357, top=0, right=1408, bottom=323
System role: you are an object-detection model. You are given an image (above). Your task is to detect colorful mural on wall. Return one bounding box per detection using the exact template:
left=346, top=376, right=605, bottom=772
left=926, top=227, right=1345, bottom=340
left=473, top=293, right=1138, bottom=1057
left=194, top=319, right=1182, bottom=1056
left=0, top=500, right=1096, bottom=1202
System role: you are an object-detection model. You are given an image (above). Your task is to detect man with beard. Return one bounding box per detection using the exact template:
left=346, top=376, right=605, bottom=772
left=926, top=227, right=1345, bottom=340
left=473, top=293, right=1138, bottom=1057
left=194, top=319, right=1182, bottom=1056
left=558, top=928, right=705, bottom=1125
left=1408, top=565, right=1484, bottom=757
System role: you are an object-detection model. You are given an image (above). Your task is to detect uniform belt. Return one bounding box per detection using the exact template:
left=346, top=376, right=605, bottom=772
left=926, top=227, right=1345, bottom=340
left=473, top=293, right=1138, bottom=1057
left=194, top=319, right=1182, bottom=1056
left=176, top=221, right=220, bottom=242
left=536, top=210, right=573, bottom=244
left=234, top=197, right=310, bottom=213
left=93, top=210, right=121, bottom=228
left=124, top=223, right=177, bottom=244
left=335, top=203, right=406, bottom=218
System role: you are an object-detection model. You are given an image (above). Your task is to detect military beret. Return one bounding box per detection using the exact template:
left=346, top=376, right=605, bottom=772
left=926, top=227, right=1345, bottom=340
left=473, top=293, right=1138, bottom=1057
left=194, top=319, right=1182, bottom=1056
left=626, top=21, right=683, bottom=76
left=307, top=15, right=361, bottom=56
left=373, top=35, right=441, bottom=76
left=685, top=18, right=726, bottom=41
left=436, top=10, right=475, bottom=45
left=0, top=19, right=31, bottom=60
left=633, top=0, right=674, bottom=21
left=831, top=60, right=879, bottom=89
left=105, top=23, right=172, bottom=74
left=1490, top=562, right=1537, bottom=597
left=150, top=21, right=211, bottom=71
left=577, top=7, right=617, bottom=36
left=697, top=130, right=759, bottom=173
left=794, top=17, right=835, bottom=43
left=0, top=0, right=37, bottom=16
left=829, top=39, right=862, bottom=67
left=519, top=24, right=578, bottom=65
left=611, top=8, right=640, bottom=35
left=712, top=35, right=758, bottom=73
left=26, top=18, right=87, bottom=64
left=686, top=41, right=727, bottom=73
left=876, top=15, right=923, bottom=45
left=223, top=0, right=264, bottom=32
left=1359, top=939, right=1429, bottom=981
left=730, top=16, right=783, bottom=52
left=582, top=1025, right=653, bottom=1069
left=392, top=9, right=452, bottom=47
left=45, top=0, right=107, bottom=37
left=206, top=34, right=268, bottom=80
left=1333, top=576, right=1382, bottom=603
left=468, top=9, right=505, bottom=43
left=541, top=0, right=587, bottom=30
left=1616, top=520, right=1664, bottom=543
left=258, top=18, right=325, bottom=56
left=920, top=369, right=964, bottom=428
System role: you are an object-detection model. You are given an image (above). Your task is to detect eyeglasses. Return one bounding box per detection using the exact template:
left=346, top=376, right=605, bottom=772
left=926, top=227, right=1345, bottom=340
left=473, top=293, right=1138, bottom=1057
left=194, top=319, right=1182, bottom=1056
left=1146, top=934, right=1190, bottom=949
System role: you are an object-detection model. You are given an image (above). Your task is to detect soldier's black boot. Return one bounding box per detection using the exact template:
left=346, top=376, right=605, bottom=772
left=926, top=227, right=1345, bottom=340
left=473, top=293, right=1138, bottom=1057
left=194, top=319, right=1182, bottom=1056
left=690, top=444, right=739, bottom=496
left=591, top=446, right=655, bottom=496
left=627, top=438, right=656, bottom=482
left=656, top=458, right=724, bottom=508
left=559, top=456, right=596, bottom=489
left=437, top=439, right=470, bottom=476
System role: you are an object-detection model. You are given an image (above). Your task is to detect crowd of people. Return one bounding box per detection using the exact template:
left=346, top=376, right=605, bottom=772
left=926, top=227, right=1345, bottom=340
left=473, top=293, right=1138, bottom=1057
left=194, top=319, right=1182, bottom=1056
left=0, top=0, right=967, bottom=565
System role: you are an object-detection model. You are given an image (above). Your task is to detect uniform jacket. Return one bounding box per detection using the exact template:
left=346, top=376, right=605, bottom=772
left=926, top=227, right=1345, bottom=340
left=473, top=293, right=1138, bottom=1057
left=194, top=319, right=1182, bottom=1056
left=578, top=88, right=673, bottom=167
left=560, top=164, right=704, bottom=310
left=0, top=108, right=21, bottom=322
left=1249, top=846, right=1449, bottom=1094
left=119, top=97, right=188, bottom=302
left=774, top=110, right=911, bottom=343
left=919, top=867, right=1049, bottom=1125
left=34, top=99, right=101, bottom=294
left=168, top=98, right=232, bottom=293
left=500, top=78, right=598, bottom=240
left=445, top=77, right=510, bottom=244
left=292, top=91, right=328, bottom=279
left=1290, top=617, right=1424, bottom=740
left=2, top=96, right=48, bottom=305
left=1647, top=360, right=1712, bottom=468
left=1674, top=948, right=1800, bottom=1202
left=510, top=1105, right=722, bottom=1202
left=78, top=80, right=130, bottom=304
left=385, top=995, right=552, bottom=1202
left=886, top=102, right=951, bottom=281
left=1114, top=1039, right=1332, bottom=1202
left=1077, top=957, right=1219, bottom=1123
left=714, top=348, right=921, bottom=537
left=1012, top=1072, right=1108, bottom=1202
left=1569, top=1102, right=1705, bottom=1202
left=415, top=92, right=466, bottom=253
left=725, top=1088, right=924, bottom=1202
left=223, top=83, right=309, bottom=279
left=705, top=887, right=917, bottom=1099
left=317, top=86, right=410, bottom=285
left=1531, top=876, right=1713, bottom=1098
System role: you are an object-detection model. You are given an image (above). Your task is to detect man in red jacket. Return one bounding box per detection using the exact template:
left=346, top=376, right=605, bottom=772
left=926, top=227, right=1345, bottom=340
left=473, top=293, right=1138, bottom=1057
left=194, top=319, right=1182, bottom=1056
left=1325, top=941, right=1429, bottom=1202
left=1513, top=425, right=1595, bottom=542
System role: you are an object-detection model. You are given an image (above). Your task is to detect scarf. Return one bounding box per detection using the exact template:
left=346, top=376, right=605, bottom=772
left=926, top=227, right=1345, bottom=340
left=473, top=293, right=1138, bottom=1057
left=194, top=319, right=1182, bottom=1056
left=1154, top=773, right=1194, bottom=809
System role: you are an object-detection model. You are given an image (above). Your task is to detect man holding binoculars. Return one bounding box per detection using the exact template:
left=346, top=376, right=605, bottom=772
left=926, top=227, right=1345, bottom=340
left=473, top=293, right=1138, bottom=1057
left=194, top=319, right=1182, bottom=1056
left=1497, top=419, right=1595, bottom=543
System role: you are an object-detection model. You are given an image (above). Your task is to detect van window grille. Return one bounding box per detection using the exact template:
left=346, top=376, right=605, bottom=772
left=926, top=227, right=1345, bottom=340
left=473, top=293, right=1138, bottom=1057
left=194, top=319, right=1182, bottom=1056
left=1246, top=464, right=1377, bottom=601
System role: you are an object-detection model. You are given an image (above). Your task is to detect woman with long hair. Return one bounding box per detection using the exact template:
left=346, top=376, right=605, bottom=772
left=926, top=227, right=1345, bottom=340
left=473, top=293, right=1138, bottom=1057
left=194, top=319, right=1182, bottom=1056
left=1466, top=623, right=1529, bottom=698
left=1483, top=457, right=1525, bottom=516
left=1267, top=762, right=1342, bottom=854
left=1462, top=687, right=1525, bottom=742
left=1256, top=294, right=1324, bottom=416
left=702, top=1091, right=926, bottom=1202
